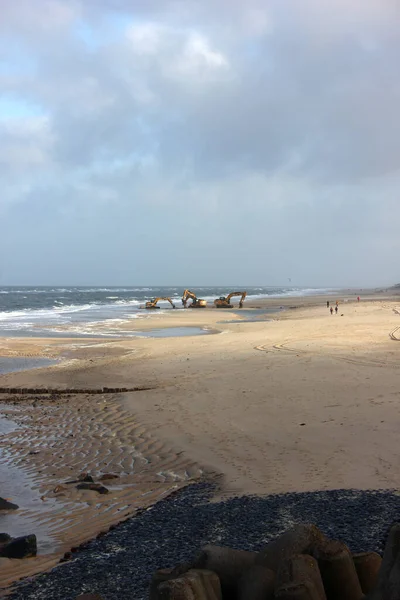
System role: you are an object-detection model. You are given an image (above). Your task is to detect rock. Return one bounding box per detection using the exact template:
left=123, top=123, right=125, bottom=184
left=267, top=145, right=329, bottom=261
left=314, top=540, right=362, bottom=600
left=150, top=568, right=177, bottom=599
left=256, top=524, right=327, bottom=571
left=76, top=483, right=109, bottom=494
left=367, top=523, right=400, bottom=600
left=157, top=577, right=196, bottom=599
left=188, top=570, right=222, bottom=600
left=156, top=570, right=221, bottom=600
left=0, top=534, right=37, bottom=558
left=0, top=497, right=19, bottom=510
left=276, top=554, right=326, bottom=600
left=99, top=473, right=119, bottom=481
left=78, top=473, right=94, bottom=483
left=238, top=564, right=275, bottom=600
left=193, top=544, right=257, bottom=598
left=276, top=580, right=323, bottom=600
left=353, top=551, right=381, bottom=594
left=150, top=565, right=192, bottom=600
left=0, top=533, right=12, bottom=544
left=53, top=485, right=67, bottom=494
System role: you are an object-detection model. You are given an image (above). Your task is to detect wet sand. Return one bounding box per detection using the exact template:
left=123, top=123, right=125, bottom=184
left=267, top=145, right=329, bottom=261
left=1, top=290, right=400, bottom=588
left=0, top=390, right=206, bottom=588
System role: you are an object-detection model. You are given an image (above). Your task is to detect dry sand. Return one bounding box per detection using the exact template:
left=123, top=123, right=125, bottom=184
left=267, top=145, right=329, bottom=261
left=1, top=292, right=400, bottom=587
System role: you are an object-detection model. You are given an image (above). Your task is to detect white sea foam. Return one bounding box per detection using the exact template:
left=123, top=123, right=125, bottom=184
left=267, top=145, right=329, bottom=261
left=0, top=321, right=36, bottom=330
left=0, top=303, right=98, bottom=320
left=114, top=299, right=140, bottom=305
left=0, top=287, right=152, bottom=294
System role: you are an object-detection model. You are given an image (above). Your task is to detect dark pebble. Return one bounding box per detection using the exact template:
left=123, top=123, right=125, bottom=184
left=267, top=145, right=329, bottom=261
left=8, top=483, right=400, bottom=600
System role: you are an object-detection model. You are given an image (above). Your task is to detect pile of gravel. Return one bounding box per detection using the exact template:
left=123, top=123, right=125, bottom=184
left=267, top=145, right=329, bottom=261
left=9, top=482, right=400, bottom=600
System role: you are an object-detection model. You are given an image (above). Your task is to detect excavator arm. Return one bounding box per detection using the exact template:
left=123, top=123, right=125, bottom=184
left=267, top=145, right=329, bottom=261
left=181, top=289, right=207, bottom=308
left=226, top=291, right=247, bottom=308
left=144, top=297, right=176, bottom=310
left=182, top=289, right=197, bottom=307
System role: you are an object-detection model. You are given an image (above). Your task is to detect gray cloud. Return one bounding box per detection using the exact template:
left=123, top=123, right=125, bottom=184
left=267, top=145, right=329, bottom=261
left=1, top=0, right=399, bottom=286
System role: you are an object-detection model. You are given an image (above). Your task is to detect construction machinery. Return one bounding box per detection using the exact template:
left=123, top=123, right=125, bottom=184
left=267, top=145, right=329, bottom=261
left=214, top=291, right=247, bottom=309
left=181, top=289, right=207, bottom=308
left=144, top=297, right=176, bottom=310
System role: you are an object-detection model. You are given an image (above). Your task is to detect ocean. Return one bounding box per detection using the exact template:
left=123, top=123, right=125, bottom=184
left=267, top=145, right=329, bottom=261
left=0, top=286, right=332, bottom=338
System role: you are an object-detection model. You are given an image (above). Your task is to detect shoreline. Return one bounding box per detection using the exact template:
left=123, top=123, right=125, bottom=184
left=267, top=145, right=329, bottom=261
left=1, top=291, right=400, bottom=589
left=0, top=288, right=398, bottom=347
left=1, top=286, right=398, bottom=342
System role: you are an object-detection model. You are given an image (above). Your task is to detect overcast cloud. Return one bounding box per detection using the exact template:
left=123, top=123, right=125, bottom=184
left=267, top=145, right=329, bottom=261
left=1, top=0, right=399, bottom=286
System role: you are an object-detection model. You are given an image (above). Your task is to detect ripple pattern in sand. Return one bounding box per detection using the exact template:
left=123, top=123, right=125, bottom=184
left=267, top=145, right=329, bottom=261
left=0, top=392, right=204, bottom=588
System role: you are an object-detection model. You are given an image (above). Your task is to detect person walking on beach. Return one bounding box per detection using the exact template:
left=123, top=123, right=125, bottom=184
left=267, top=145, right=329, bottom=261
left=335, top=305, right=338, bottom=314
left=330, top=306, right=333, bottom=315
left=327, top=301, right=330, bottom=308
left=357, top=296, right=360, bottom=302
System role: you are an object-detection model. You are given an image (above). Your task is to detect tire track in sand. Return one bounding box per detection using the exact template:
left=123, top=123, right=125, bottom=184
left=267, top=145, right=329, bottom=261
left=389, top=306, right=400, bottom=340
left=255, top=340, right=399, bottom=368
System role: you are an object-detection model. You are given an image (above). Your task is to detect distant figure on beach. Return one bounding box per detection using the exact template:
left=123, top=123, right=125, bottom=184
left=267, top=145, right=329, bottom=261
left=335, top=306, right=338, bottom=314
left=336, top=300, right=339, bottom=307
left=327, top=301, right=330, bottom=308
left=330, top=306, right=333, bottom=315
left=357, top=296, right=360, bottom=302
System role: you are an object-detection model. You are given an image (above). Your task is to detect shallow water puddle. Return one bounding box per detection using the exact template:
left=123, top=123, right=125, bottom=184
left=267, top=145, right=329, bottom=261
left=0, top=357, right=58, bottom=375
left=0, top=463, right=57, bottom=553
left=0, top=414, right=57, bottom=553
left=0, top=408, right=21, bottom=435
left=137, top=327, right=212, bottom=338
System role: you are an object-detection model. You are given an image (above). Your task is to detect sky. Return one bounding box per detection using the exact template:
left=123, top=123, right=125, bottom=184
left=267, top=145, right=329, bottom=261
left=1, top=0, right=400, bottom=287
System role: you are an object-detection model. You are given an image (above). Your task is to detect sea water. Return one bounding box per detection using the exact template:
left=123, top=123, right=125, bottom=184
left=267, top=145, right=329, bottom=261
left=0, top=286, right=334, bottom=338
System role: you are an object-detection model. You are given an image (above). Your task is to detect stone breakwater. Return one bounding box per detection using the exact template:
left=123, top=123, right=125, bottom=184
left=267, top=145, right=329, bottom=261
left=150, top=524, right=385, bottom=599
left=8, top=483, right=400, bottom=600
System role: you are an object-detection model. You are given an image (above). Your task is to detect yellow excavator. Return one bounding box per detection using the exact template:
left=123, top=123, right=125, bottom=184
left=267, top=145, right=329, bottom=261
left=181, top=289, right=207, bottom=308
left=214, top=291, right=247, bottom=309
left=144, top=297, right=176, bottom=310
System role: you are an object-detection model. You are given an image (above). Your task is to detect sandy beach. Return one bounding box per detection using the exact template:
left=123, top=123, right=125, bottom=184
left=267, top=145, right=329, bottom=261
left=1, top=291, right=400, bottom=590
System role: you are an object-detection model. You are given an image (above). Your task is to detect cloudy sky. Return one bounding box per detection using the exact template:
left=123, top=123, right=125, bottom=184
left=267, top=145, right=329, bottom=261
left=1, top=0, right=399, bottom=286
